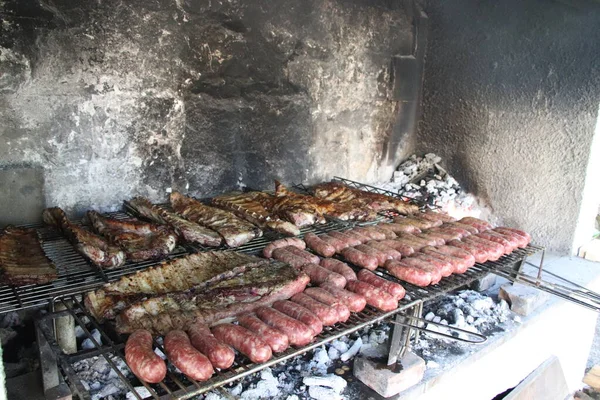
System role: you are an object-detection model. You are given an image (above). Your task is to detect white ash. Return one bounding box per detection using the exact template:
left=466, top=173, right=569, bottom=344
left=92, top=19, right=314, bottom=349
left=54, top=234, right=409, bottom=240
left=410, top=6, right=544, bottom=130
left=200, top=323, right=390, bottom=400
left=73, top=355, right=131, bottom=400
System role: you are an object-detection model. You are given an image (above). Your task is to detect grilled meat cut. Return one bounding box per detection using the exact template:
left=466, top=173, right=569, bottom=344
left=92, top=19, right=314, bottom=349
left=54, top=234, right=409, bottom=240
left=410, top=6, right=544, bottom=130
left=211, top=191, right=300, bottom=236
left=311, top=181, right=419, bottom=215
left=85, top=251, right=268, bottom=320
left=115, top=262, right=310, bottom=334
left=170, top=192, right=262, bottom=248
left=43, top=207, right=125, bottom=269
left=0, top=226, right=58, bottom=285
left=87, top=211, right=177, bottom=262
left=127, top=197, right=222, bottom=247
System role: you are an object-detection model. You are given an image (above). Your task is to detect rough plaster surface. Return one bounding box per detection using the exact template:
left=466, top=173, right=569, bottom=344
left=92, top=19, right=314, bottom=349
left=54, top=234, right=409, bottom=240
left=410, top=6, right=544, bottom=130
left=0, top=0, right=414, bottom=216
left=417, top=0, right=600, bottom=253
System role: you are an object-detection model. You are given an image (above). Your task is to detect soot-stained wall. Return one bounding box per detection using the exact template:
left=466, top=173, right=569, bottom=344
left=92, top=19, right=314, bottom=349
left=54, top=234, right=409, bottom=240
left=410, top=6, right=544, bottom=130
left=0, top=0, right=414, bottom=217
left=417, top=0, right=600, bottom=253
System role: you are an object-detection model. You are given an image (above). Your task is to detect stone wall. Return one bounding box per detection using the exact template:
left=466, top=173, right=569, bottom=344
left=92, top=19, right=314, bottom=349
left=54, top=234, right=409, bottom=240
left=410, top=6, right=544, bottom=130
left=0, top=0, right=414, bottom=221
left=417, top=0, right=600, bottom=253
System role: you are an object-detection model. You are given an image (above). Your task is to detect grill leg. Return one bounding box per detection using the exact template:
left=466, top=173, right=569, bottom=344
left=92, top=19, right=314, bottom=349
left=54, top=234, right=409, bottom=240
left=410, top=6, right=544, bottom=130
left=36, top=324, right=71, bottom=400
left=387, top=301, right=423, bottom=366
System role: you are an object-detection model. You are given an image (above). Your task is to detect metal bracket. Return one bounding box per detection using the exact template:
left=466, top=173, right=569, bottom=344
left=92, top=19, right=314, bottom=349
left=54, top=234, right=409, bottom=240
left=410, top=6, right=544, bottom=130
left=36, top=319, right=72, bottom=400
left=387, top=302, right=423, bottom=365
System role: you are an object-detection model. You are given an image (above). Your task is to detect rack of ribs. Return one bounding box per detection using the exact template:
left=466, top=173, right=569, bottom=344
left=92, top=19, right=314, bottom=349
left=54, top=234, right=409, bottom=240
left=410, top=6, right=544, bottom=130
left=170, top=192, right=262, bottom=248
left=42, top=207, right=126, bottom=269
left=0, top=226, right=58, bottom=286
left=87, top=211, right=177, bottom=262
left=126, top=197, right=223, bottom=247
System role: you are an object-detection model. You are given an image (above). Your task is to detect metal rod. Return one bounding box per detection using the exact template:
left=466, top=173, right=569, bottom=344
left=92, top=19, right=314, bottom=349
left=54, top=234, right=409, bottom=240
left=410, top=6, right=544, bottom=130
left=390, top=314, right=487, bottom=344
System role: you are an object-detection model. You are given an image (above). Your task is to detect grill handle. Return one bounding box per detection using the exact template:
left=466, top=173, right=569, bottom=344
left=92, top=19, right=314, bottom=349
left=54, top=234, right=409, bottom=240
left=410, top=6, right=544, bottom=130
left=390, top=314, right=487, bottom=344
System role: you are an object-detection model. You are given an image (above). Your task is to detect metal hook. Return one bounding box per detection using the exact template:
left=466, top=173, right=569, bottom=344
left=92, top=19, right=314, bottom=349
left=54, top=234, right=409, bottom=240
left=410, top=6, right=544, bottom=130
left=390, top=314, right=487, bottom=344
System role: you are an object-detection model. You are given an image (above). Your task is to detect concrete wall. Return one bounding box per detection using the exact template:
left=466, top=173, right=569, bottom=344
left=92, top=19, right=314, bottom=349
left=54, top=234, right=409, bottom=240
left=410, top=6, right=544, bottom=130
left=0, top=0, right=415, bottom=222
left=417, top=0, right=600, bottom=253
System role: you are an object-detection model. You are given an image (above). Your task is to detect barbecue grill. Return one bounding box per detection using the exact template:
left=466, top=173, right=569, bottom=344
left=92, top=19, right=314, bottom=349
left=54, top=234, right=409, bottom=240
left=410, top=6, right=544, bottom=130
left=1, top=178, right=597, bottom=400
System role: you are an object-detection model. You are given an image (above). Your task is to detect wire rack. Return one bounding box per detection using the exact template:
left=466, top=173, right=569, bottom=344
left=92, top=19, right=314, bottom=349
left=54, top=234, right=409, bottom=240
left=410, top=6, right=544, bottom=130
left=36, top=246, right=540, bottom=400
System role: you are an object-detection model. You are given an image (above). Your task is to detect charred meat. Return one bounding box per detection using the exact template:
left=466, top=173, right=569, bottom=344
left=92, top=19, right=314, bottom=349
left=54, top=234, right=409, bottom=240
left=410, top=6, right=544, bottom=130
left=87, top=211, right=177, bottom=262
left=127, top=197, right=222, bottom=247
left=43, top=207, right=125, bottom=269
left=212, top=191, right=300, bottom=236
left=0, top=226, right=57, bottom=286
left=170, top=192, right=262, bottom=248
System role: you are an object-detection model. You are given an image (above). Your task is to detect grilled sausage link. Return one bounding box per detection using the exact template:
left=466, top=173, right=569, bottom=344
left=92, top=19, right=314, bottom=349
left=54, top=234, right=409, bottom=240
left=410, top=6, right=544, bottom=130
left=447, top=240, right=489, bottom=263
left=398, top=257, right=442, bottom=283
left=380, top=222, right=422, bottom=234
left=291, top=293, right=339, bottom=326
left=285, top=245, right=321, bottom=264
left=351, top=227, right=386, bottom=241
left=369, top=226, right=397, bottom=239
left=421, top=246, right=472, bottom=273
left=459, top=217, right=492, bottom=232
left=211, top=323, right=272, bottom=364
left=320, top=258, right=357, bottom=282
left=354, top=244, right=391, bottom=267
left=328, top=231, right=362, bottom=247
left=164, top=330, right=213, bottom=381
left=271, top=247, right=309, bottom=268
left=357, top=269, right=406, bottom=300
left=378, top=240, right=415, bottom=257
left=237, top=314, right=289, bottom=353
left=345, top=280, right=397, bottom=311
left=413, top=253, right=454, bottom=277
left=187, top=322, right=235, bottom=370
left=255, top=306, right=315, bottom=346
left=304, top=233, right=336, bottom=257
left=272, top=300, right=323, bottom=336
left=494, top=228, right=530, bottom=247
left=340, top=247, right=378, bottom=270
left=320, top=282, right=367, bottom=313
left=125, top=329, right=166, bottom=383
left=263, top=238, right=306, bottom=258
left=301, top=263, right=347, bottom=288
left=365, top=241, right=402, bottom=260
left=384, top=259, right=433, bottom=287
left=303, top=287, right=351, bottom=323
left=475, top=232, right=514, bottom=254
left=464, top=237, right=503, bottom=260
left=318, top=234, right=349, bottom=252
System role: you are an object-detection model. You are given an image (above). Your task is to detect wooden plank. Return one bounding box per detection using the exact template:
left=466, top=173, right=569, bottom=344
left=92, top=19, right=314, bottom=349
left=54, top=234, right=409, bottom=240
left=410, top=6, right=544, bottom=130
left=505, top=356, right=569, bottom=400
left=583, top=366, right=600, bottom=390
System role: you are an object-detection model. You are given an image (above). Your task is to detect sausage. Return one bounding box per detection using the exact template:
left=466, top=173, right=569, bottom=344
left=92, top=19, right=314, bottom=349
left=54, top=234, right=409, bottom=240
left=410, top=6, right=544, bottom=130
left=380, top=222, right=422, bottom=234
left=365, top=241, right=402, bottom=260
left=459, top=217, right=492, bottom=232
left=475, top=232, right=514, bottom=254
left=395, top=217, right=439, bottom=230
left=447, top=239, right=489, bottom=263
left=345, top=280, right=397, bottom=312
left=301, top=263, right=347, bottom=288
left=340, top=247, right=378, bottom=270
left=187, top=322, right=235, bottom=370
left=237, top=314, right=289, bottom=353
left=342, top=230, right=371, bottom=244
left=431, top=226, right=470, bottom=240
left=400, top=233, right=438, bottom=247
left=263, top=238, right=306, bottom=258
left=420, top=210, right=456, bottom=223
left=394, top=237, right=426, bottom=251
left=164, top=330, right=214, bottom=381
left=384, top=260, right=433, bottom=287
left=464, top=237, right=503, bottom=261
left=498, top=227, right=531, bottom=242
left=494, top=228, right=530, bottom=247
left=411, top=215, right=443, bottom=228
left=271, top=300, right=323, bottom=335
left=211, top=323, right=272, bottom=364
left=351, top=227, right=386, bottom=241
left=291, top=293, right=339, bottom=326
left=303, top=233, right=336, bottom=257
left=319, top=283, right=367, bottom=313
left=271, top=247, right=309, bottom=268
left=419, top=247, right=467, bottom=274
left=125, top=329, right=166, bottom=383
left=369, top=226, right=397, bottom=239
left=398, top=257, right=442, bottom=283
left=255, top=306, right=315, bottom=346
left=357, top=269, right=406, bottom=300
left=318, top=234, right=349, bottom=252
left=328, top=231, right=362, bottom=247
left=422, top=245, right=475, bottom=273
left=486, top=229, right=521, bottom=250
left=354, top=244, right=391, bottom=267
left=320, top=258, right=357, bottom=281
left=446, top=222, right=479, bottom=234
left=413, top=253, right=454, bottom=277
left=378, top=240, right=415, bottom=257
left=284, top=245, right=321, bottom=264
left=303, top=287, right=351, bottom=323
left=415, top=233, right=446, bottom=246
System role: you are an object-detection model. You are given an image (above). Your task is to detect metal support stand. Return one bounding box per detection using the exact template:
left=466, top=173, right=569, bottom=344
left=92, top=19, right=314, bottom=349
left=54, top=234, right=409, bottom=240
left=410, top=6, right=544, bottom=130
left=36, top=322, right=72, bottom=400
left=387, top=302, right=423, bottom=366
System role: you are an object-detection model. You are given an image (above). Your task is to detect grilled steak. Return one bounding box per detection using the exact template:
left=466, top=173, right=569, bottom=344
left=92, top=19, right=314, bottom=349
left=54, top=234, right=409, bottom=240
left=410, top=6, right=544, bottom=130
left=43, top=207, right=125, bottom=269
left=170, top=192, right=262, bottom=248
left=0, top=226, right=58, bottom=285
left=311, top=181, right=419, bottom=215
left=127, top=197, right=222, bottom=247
left=212, top=191, right=300, bottom=236
left=263, top=181, right=329, bottom=227
left=114, top=262, right=310, bottom=334
left=85, top=251, right=267, bottom=320
left=87, top=211, right=177, bottom=262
